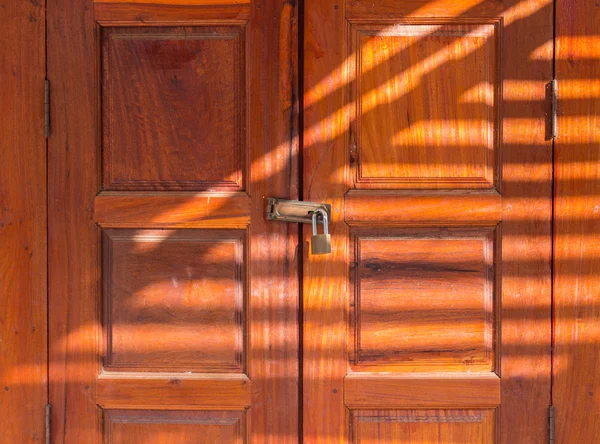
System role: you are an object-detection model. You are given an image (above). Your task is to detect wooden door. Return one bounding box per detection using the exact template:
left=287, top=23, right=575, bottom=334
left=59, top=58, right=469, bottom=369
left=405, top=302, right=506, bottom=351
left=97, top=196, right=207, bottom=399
left=47, top=0, right=298, bottom=442
left=303, top=0, right=553, bottom=443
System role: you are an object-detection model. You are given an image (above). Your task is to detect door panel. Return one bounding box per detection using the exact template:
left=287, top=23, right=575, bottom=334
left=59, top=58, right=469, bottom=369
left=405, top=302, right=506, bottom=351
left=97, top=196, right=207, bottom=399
left=48, top=0, right=298, bottom=442
left=349, top=228, right=497, bottom=372
left=103, top=411, right=245, bottom=444
left=350, top=410, right=496, bottom=444
left=101, top=25, right=245, bottom=191
left=304, top=1, right=553, bottom=443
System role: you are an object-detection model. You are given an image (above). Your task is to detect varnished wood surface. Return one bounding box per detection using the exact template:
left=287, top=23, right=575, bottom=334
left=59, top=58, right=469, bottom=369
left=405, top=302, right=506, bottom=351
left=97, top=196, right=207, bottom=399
left=350, top=228, right=496, bottom=373
left=104, top=410, right=246, bottom=444
left=94, top=192, right=251, bottom=228
left=498, top=2, right=553, bottom=442
left=346, top=190, right=502, bottom=226
left=554, top=1, right=600, bottom=442
left=102, top=25, right=245, bottom=191
left=351, top=22, right=498, bottom=189
left=95, top=0, right=249, bottom=4
left=97, top=373, right=251, bottom=409
left=94, top=3, right=251, bottom=23
left=0, top=0, right=47, bottom=443
left=102, top=229, right=246, bottom=372
left=48, top=0, right=101, bottom=441
left=49, top=0, right=299, bottom=442
left=345, top=373, right=501, bottom=409
left=305, top=0, right=552, bottom=442
left=346, top=0, right=505, bottom=19
left=350, top=409, right=496, bottom=444
left=303, top=0, right=349, bottom=440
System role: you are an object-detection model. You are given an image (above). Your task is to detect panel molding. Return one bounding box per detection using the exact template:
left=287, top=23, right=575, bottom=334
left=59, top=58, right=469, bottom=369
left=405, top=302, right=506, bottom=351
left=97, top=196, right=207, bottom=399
left=103, top=229, right=247, bottom=373
left=102, top=25, right=247, bottom=191
left=104, top=410, right=245, bottom=443
left=349, top=227, right=499, bottom=372
left=350, top=408, right=496, bottom=444
left=347, top=18, right=502, bottom=190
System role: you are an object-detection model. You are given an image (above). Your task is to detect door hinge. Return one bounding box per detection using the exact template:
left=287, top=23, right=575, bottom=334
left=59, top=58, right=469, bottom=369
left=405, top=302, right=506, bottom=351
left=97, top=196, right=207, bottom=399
left=44, top=79, right=50, bottom=138
left=551, top=79, right=558, bottom=139
left=549, top=405, right=555, bottom=444
left=45, top=403, right=51, bottom=444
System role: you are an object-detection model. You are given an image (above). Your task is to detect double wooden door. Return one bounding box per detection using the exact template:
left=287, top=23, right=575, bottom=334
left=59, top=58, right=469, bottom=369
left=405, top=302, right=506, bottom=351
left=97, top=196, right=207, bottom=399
left=48, top=0, right=553, bottom=442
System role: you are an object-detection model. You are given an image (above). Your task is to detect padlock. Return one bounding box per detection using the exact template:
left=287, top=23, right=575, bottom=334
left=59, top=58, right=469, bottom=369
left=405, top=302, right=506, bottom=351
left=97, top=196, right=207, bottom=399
left=311, top=209, right=332, bottom=255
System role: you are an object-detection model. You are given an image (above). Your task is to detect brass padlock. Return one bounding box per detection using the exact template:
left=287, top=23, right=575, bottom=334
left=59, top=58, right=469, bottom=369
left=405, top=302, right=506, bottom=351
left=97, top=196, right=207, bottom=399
left=311, top=209, right=332, bottom=255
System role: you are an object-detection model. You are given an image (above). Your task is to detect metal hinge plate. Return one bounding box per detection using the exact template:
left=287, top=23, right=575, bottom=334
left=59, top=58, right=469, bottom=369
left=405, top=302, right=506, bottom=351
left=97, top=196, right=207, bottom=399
left=44, top=79, right=50, bottom=138
left=46, top=403, right=51, bottom=444
left=266, top=198, right=331, bottom=224
left=549, top=405, right=555, bottom=444
left=551, top=79, right=558, bottom=139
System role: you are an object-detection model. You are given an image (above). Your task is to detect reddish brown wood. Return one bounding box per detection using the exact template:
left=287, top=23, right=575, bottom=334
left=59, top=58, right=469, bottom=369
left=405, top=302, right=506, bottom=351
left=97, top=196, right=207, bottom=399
left=102, top=25, right=245, bottom=191
left=49, top=0, right=298, bottom=442
left=350, top=22, right=498, bottom=189
left=48, top=0, right=101, bottom=440
left=350, top=409, right=496, bottom=443
left=0, top=0, right=47, bottom=443
left=345, top=373, right=500, bottom=408
left=350, top=228, right=496, bottom=373
left=345, top=190, right=502, bottom=226
left=304, top=0, right=552, bottom=442
left=103, top=229, right=246, bottom=372
left=97, top=373, right=252, bottom=409
left=94, top=192, right=251, bottom=228
left=104, top=410, right=246, bottom=444
left=94, top=3, right=251, bottom=24
left=346, top=0, right=505, bottom=19
left=554, top=1, right=600, bottom=442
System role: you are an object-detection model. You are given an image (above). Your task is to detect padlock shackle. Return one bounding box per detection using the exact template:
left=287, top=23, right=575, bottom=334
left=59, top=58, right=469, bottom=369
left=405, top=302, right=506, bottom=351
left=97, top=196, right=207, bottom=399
left=311, top=209, right=329, bottom=236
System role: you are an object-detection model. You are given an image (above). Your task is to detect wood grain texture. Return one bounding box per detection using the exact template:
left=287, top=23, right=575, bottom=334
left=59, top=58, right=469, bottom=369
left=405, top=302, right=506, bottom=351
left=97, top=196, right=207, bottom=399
left=0, top=0, right=47, bottom=443
left=554, top=0, right=600, bottom=442
left=345, top=373, right=500, bottom=409
left=246, top=0, right=300, bottom=441
left=345, top=190, right=502, bottom=226
left=346, top=0, right=505, bottom=19
left=305, top=1, right=552, bottom=443
left=350, top=228, right=496, bottom=372
left=103, top=229, right=246, bottom=372
left=94, top=192, right=251, bottom=228
left=303, top=0, right=349, bottom=440
left=50, top=0, right=298, bottom=442
left=350, top=22, right=499, bottom=189
left=104, top=410, right=246, bottom=444
left=96, top=0, right=249, bottom=4
left=94, top=3, right=251, bottom=23
left=350, top=409, right=496, bottom=443
left=102, top=26, right=245, bottom=191
left=498, top=2, right=553, bottom=442
left=97, top=373, right=251, bottom=409
left=48, top=0, right=102, bottom=441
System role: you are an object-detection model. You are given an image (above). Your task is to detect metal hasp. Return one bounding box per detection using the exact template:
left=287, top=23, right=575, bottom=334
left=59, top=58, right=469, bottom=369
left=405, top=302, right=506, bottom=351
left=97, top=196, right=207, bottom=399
left=266, top=198, right=331, bottom=224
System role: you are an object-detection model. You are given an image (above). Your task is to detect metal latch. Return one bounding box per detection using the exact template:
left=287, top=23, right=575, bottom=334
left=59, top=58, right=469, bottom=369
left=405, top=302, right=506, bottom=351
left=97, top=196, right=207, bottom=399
left=266, top=198, right=331, bottom=224
left=266, top=198, right=333, bottom=255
